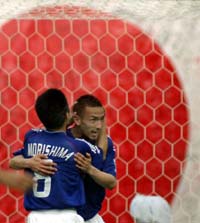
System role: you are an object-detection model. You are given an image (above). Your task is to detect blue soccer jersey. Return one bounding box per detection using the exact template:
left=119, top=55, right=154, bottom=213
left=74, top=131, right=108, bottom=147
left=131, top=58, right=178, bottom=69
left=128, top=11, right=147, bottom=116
left=14, top=128, right=103, bottom=211
left=67, top=129, right=116, bottom=220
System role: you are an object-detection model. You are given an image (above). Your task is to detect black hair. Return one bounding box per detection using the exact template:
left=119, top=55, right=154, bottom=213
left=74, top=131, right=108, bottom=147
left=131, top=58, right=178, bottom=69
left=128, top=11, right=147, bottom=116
left=35, top=88, right=69, bottom=130
left=72, top=94, right=103, bottom=117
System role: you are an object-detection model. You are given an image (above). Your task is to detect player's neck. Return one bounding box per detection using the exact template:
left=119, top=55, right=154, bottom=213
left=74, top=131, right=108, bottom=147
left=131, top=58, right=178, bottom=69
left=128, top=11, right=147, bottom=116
left=46, top=123, right=67, bottom=133
left=71, top=126, right=82, bottom=138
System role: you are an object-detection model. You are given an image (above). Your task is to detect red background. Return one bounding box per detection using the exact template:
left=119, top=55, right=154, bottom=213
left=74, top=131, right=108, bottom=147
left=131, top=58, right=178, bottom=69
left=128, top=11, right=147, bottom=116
left=0, top=6, right=189, bottom=223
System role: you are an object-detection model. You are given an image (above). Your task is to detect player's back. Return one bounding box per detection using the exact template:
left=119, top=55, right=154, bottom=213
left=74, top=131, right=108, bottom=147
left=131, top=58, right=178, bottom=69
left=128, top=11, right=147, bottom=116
left=22, top=129, right=89, bottom=211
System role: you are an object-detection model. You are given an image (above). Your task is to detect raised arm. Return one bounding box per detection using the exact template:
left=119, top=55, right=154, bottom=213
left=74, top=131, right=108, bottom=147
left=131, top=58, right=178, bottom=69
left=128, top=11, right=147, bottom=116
left=96, top=119, right=108, bottom=160
left=9, top=154, right=57, bottom=175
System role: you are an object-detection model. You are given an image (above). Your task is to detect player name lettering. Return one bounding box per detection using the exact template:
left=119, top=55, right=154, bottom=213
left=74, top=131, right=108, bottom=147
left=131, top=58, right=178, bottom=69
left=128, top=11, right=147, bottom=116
left=28, top=143, right=74, bottom=161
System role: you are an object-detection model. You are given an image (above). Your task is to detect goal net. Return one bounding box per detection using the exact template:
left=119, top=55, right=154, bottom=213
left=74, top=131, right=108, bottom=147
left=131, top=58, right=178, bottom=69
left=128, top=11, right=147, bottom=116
left=0, top=1, right=199, bottom=223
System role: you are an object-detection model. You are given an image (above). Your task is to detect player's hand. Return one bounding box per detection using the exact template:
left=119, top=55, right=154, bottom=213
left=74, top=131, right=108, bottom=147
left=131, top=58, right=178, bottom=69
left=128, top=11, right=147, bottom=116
left=97, top=118, right=108, bottom=159
left=74, top=152, right=92, bottom=173
left=28, top=154, right=57, bottom=176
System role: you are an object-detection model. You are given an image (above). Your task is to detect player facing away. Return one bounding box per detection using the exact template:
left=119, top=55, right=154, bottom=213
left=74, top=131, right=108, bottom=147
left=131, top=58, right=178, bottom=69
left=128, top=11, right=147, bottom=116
left=70, top=95, right=117, bottom=223
left=11, top=89, right=104, bottom=223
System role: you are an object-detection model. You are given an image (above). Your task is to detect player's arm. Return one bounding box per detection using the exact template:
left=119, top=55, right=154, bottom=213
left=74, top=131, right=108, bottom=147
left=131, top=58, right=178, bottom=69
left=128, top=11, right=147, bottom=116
left=9, top=154, right=57, bottom=175
left=96, top=119, right=108, bottom=160
left=0, top=169, right=34, bottom=192
left=74, top=152, right=116, bottom=189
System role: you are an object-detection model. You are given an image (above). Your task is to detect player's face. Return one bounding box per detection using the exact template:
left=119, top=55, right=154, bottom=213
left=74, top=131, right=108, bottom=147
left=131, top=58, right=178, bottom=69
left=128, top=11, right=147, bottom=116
left=78, top=106, right=105, bottom=141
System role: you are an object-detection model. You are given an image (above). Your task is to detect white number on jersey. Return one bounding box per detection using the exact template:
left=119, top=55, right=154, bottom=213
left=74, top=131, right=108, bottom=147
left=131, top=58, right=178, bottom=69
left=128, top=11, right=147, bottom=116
left=33, top=173, right=51, bottom=198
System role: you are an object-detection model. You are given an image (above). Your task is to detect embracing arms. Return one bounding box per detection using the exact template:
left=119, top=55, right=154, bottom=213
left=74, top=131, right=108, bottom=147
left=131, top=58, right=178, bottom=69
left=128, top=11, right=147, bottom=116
left=9, top=154, right=57, bottom=175
left=74, top=152, right=116, bottom=189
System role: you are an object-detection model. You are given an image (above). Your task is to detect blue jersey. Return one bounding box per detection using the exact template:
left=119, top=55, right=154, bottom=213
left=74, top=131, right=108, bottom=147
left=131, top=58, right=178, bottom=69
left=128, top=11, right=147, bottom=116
left=14, top=129, right=103, bottom=211
left=67, top=129, right=116, bottom=220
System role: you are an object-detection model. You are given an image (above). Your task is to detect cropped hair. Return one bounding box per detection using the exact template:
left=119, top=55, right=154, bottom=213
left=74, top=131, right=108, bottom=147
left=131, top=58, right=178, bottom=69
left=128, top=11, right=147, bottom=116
left=72, top=94, right=103, bottom=117
left=35, top=88, right=69, bottom=130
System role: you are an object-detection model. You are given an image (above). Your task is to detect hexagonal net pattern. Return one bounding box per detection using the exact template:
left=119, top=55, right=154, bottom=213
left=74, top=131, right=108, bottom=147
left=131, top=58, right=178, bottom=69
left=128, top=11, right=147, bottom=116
left=0, top=5, right=189, bottom=223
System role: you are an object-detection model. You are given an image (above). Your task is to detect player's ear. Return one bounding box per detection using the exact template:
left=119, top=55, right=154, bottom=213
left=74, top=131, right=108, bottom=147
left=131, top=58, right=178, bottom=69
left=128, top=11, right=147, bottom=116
left=73, top=112, right=81, bottom=126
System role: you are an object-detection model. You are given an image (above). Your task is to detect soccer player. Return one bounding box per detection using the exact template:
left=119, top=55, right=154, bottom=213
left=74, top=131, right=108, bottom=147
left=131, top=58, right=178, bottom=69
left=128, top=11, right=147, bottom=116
left=10, top=89, right=104, bottom=223
left=10, top=94, right=116, bottom=223
left=70, top=95, right=116, bottom=223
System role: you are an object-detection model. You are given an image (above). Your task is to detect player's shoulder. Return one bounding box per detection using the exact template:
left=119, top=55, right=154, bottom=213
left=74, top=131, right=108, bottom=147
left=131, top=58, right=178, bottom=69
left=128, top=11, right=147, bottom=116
left=74, top=138, right=95, bottom=147
left=24, top=128, right=44, bottom=138
left=75, top=138, right=102, bottom=154
left=66, top=128, right=74, bottom=138
left=107, top=135, right=113, bottom=143
left=107, top=135, right=115, bottom=149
